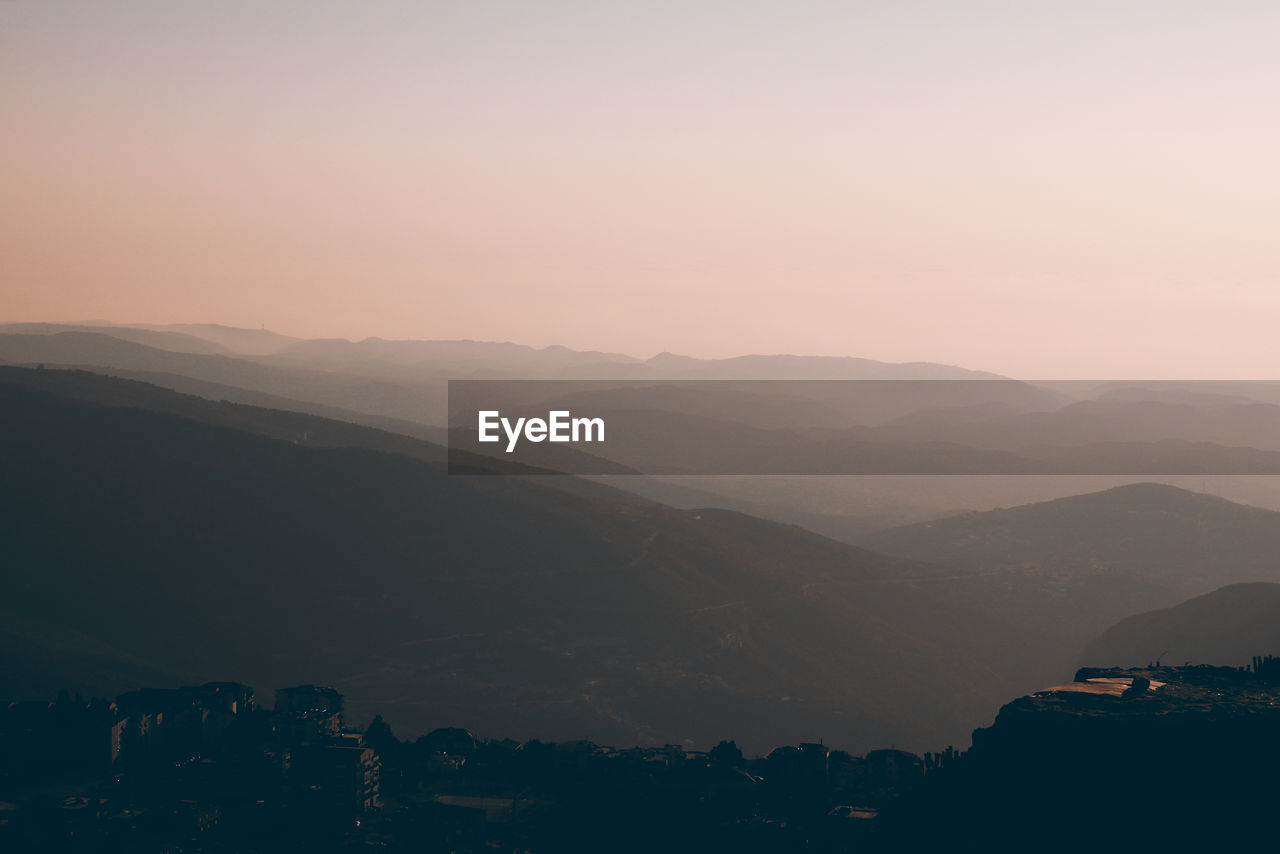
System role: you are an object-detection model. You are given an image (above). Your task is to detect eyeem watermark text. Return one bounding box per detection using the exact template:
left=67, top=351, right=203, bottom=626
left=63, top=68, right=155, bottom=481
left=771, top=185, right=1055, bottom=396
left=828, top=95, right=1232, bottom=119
left=477, top=410, right=605, bottom=453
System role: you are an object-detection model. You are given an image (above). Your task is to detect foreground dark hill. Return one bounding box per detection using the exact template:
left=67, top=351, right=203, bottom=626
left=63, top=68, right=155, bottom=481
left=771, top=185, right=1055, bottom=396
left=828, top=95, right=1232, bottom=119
left=0, top=373, right=1035, bottom=754
left=878, top=664, right=1280, bottom=851
left=1080, top=582, right=1280, bottom=668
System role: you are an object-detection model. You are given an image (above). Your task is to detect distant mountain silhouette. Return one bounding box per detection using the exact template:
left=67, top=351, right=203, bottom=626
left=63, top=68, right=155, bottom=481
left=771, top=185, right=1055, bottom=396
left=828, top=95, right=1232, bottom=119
left=270, top=337, right=646, bottom=379
left=138, top=322, right=300, bottom=355
left=20, top=327, right=1280, bottom=474
left=1080, top=582, right=1280, bottom=668
left=0, top=366, right=449, bottom=461
left=1, top=323, right=1003, bottom=382
left=643, top=352, right=1001, bottom=380
left=868, top=395, right=1280, bottom=452
left=0, top=331, right=448, bottom=424
left=858, top=483, right=1280, bottom=590
left=856, top=483, right=1280, bottom=686
left=0, top=322, right=234, bottom=355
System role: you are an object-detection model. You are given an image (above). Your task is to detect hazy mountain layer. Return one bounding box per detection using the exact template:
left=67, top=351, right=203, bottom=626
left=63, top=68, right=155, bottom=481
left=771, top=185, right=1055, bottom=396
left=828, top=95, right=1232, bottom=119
left=0, top=331, right=448, bottom=423
left=855, top=483, right=1280, bottom=685
left=858, top=483, right=1280, bottom=592
left=0, top=370, right=1041, bottom=754
left=1080, top=582, right=1280, bottom=669
left=1, top=323, right=1001, bottom=382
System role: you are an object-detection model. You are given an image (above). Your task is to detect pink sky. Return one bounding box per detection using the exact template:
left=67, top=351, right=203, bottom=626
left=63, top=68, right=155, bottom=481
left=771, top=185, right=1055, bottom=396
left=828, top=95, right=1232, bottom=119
left=3, top=2, right=1279, bottom=377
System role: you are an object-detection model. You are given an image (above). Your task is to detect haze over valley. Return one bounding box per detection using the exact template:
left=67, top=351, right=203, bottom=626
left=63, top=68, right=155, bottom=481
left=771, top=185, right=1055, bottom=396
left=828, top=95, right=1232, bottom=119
left=5, top=324, right=1280, bottom=756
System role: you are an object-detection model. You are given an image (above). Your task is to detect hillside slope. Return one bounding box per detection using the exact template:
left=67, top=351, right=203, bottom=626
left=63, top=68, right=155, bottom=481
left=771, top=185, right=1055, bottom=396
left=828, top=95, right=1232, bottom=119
left=0, top=373, right=1034, bottom=753
left=1080, top=582, right=1280, bottom=668
left=858, top=483, right=1280, bottom=593
left=854, top=484, right=1280, bottom=684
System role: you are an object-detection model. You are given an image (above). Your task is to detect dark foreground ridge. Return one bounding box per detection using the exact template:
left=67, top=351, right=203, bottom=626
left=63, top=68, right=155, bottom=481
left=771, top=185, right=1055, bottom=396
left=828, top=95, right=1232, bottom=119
left=7, top=661, right=1280, bottom=852
left=0, top=680, right=935, bottom=852
left=879, top=657, right=1280, bottom=852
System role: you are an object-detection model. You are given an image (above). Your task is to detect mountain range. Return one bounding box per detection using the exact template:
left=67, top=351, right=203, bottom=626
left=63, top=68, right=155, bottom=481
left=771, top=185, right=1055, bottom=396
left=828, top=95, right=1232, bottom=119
left=0, top=368, right=1041, bottom=754
left=6, top=325, right=1280, bottom=755
left=11, top=322, right=1280, bottom=516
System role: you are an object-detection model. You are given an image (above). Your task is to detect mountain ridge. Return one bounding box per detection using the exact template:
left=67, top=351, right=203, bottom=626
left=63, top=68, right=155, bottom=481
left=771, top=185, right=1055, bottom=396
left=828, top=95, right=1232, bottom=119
left=1080, top=582, right=1280, bottom=669
left=0, top=369, right=1035, bottom=754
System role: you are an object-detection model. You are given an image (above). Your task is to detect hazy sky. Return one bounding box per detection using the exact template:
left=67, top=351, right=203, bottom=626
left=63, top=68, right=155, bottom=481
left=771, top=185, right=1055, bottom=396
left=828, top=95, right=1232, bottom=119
left=3, top=2, right=1278, bottom=377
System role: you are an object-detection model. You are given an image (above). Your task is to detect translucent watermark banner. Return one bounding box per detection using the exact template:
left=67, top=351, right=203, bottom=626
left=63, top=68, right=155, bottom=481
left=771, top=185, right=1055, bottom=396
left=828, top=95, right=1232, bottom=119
left=447, top=379, right=1280, bottom=475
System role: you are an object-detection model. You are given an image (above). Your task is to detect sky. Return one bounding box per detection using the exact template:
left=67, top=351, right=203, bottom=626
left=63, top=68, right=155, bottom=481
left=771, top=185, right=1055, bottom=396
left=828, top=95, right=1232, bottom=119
left=2, top=1, right=1279, bottom=377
